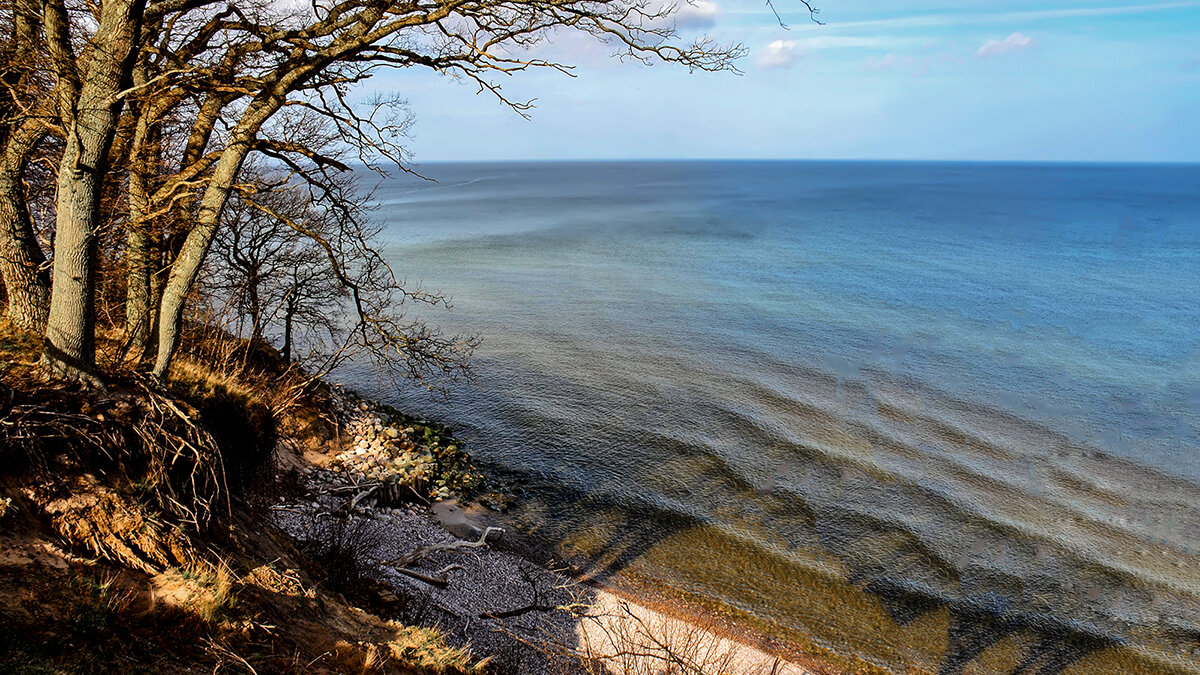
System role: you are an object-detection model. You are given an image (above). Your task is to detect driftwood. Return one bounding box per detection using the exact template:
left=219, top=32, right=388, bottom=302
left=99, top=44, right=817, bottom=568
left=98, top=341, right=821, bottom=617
left=382, top=526, right=504, bottom=585
left=343, top=482, right=374, bottom=509
left=396, top=563, right=465, bottom=587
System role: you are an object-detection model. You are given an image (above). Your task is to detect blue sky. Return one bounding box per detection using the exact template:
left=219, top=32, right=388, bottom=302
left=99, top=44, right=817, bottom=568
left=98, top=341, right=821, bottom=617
left=374, top=1, right=1200, bottom=162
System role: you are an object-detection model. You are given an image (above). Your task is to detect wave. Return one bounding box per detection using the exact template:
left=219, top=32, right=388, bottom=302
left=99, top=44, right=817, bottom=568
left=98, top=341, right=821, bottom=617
left=367, top=160, right=1200, bottom=673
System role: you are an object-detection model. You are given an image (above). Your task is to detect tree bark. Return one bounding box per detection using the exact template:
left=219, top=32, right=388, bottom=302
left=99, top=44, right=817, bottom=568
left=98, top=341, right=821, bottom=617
left=124, top=71, right=160, bottom=360
left=0, top=5, right=51, bottom=331
left=40, top=0, right=148, bottom=380
left=151, top=138, right=253, bottom=378
left=282, top=295, right=295, bottom=364
left=247, top=272, right=262, bottom=344
left=125, top=225, right=154, bottom=354
left=0, top=122, right=51, bottom=332
left=150, top=84, right=304, bottom=379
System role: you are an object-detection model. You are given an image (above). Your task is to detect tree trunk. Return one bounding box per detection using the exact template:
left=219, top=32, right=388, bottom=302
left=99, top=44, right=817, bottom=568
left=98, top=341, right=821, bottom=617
left=0, top=6, right=51, bottom=332
left=39, top=0, right=147, bottom=380
left=282, top=298, right=295, bottom=364
left=124, top=86, right=159, bottom=360
left=150, top=4, right=387, bottom=379
left=0, top=129, right=50, bottom=331
left=41, top=143, right=105, bottom=379
left=151, top=140, right=253, bottom=378
left=247, top=273, right=262, bottom=344
left=150, top=88, right=296, bottom=378
left=125, top=226, right=154, bottom=354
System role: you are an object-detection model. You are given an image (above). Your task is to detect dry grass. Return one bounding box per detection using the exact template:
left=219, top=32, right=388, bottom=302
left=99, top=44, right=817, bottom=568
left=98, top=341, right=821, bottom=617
left=348, top=625, right=481, bottom=674
left=181, top=558, right=238, bottom=623
left=170, top=356, right=266, bottom=409
left=0, top=317, right=40, bottom=366
left=69, top=569, right=142, bottom=634
left=294, top=510, right=387, bottom=594
left=319, top=623, right=482, bottom=674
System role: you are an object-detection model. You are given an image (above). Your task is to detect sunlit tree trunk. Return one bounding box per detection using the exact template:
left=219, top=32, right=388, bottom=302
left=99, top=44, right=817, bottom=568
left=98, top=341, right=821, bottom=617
left=152, top=139, right=253, bottom=378
left=39, top=0, right=147, bottom=380
left=151, top=75, right=303, bottom=378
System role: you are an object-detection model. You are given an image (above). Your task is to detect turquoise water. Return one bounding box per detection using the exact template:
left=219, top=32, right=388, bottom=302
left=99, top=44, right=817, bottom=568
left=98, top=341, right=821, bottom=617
left=355, top=161, right=1200, bottom=673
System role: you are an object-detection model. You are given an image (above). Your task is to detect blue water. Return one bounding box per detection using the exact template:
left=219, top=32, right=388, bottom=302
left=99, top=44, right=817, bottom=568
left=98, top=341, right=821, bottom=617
left=354, top=161, right=1200, bottom=673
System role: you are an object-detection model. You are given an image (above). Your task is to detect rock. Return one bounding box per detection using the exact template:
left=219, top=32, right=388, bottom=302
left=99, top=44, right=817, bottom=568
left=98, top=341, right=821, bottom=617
left=431, top=500, right=482, bottom=540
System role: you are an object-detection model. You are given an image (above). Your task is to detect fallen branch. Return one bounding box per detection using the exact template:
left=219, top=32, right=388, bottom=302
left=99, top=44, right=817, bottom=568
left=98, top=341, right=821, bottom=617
left=396, top=563, right=465, bottom=587
left=383, top=526, right=503, bottom=569
left=480, top=601, right=561, bottom=620
left=338, top=485, right=378, bottom=514
left=314, top=480, right=383, bottom=496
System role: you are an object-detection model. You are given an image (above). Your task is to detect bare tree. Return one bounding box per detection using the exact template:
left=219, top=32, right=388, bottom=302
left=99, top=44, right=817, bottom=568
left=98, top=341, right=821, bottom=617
left=206, top=173, right=345, bottom=368
left=130, top=0, right=744, bottom=381
left=2, top=0, right=775, bottom=386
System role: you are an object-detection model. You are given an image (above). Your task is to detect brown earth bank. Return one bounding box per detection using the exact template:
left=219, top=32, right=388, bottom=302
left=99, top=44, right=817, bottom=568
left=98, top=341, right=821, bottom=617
left=0, top=319, right=842, bottom=675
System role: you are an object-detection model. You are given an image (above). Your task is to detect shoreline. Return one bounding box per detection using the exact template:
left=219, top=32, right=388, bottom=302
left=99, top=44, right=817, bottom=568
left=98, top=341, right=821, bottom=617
left=310, top=378, right=1200, bottom=675
left=284, top=384, right=844, bottom=674
left=466, top=502, right=857, bottom=674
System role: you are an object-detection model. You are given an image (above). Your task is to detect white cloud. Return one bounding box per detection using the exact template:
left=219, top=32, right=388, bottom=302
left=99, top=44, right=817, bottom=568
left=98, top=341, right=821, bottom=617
left=674, top=0, right=720, bottom=29
left=756, top=40, right=803, bottom=69
left=765, top=35, right=931, bottom=53
left=977, top=32, right=1035, bottom=57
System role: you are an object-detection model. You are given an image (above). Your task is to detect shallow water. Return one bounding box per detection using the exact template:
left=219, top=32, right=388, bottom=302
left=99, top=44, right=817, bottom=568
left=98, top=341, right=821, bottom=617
left=347, top=161, right=1200, bottom=674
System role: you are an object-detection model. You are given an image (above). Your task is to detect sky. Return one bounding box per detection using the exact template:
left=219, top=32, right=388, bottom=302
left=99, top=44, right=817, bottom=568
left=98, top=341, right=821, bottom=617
left=370, top=0, right=1200, bottom=162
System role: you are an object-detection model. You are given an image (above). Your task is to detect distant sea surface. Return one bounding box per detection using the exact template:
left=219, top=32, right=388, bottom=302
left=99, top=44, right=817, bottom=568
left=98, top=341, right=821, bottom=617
left=349, top=161, right=1200, bottom=674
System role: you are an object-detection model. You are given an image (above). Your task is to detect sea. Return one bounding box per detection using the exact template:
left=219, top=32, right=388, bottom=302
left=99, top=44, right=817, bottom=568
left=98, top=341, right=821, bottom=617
left=344, top=161, right=1200, bottom=674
